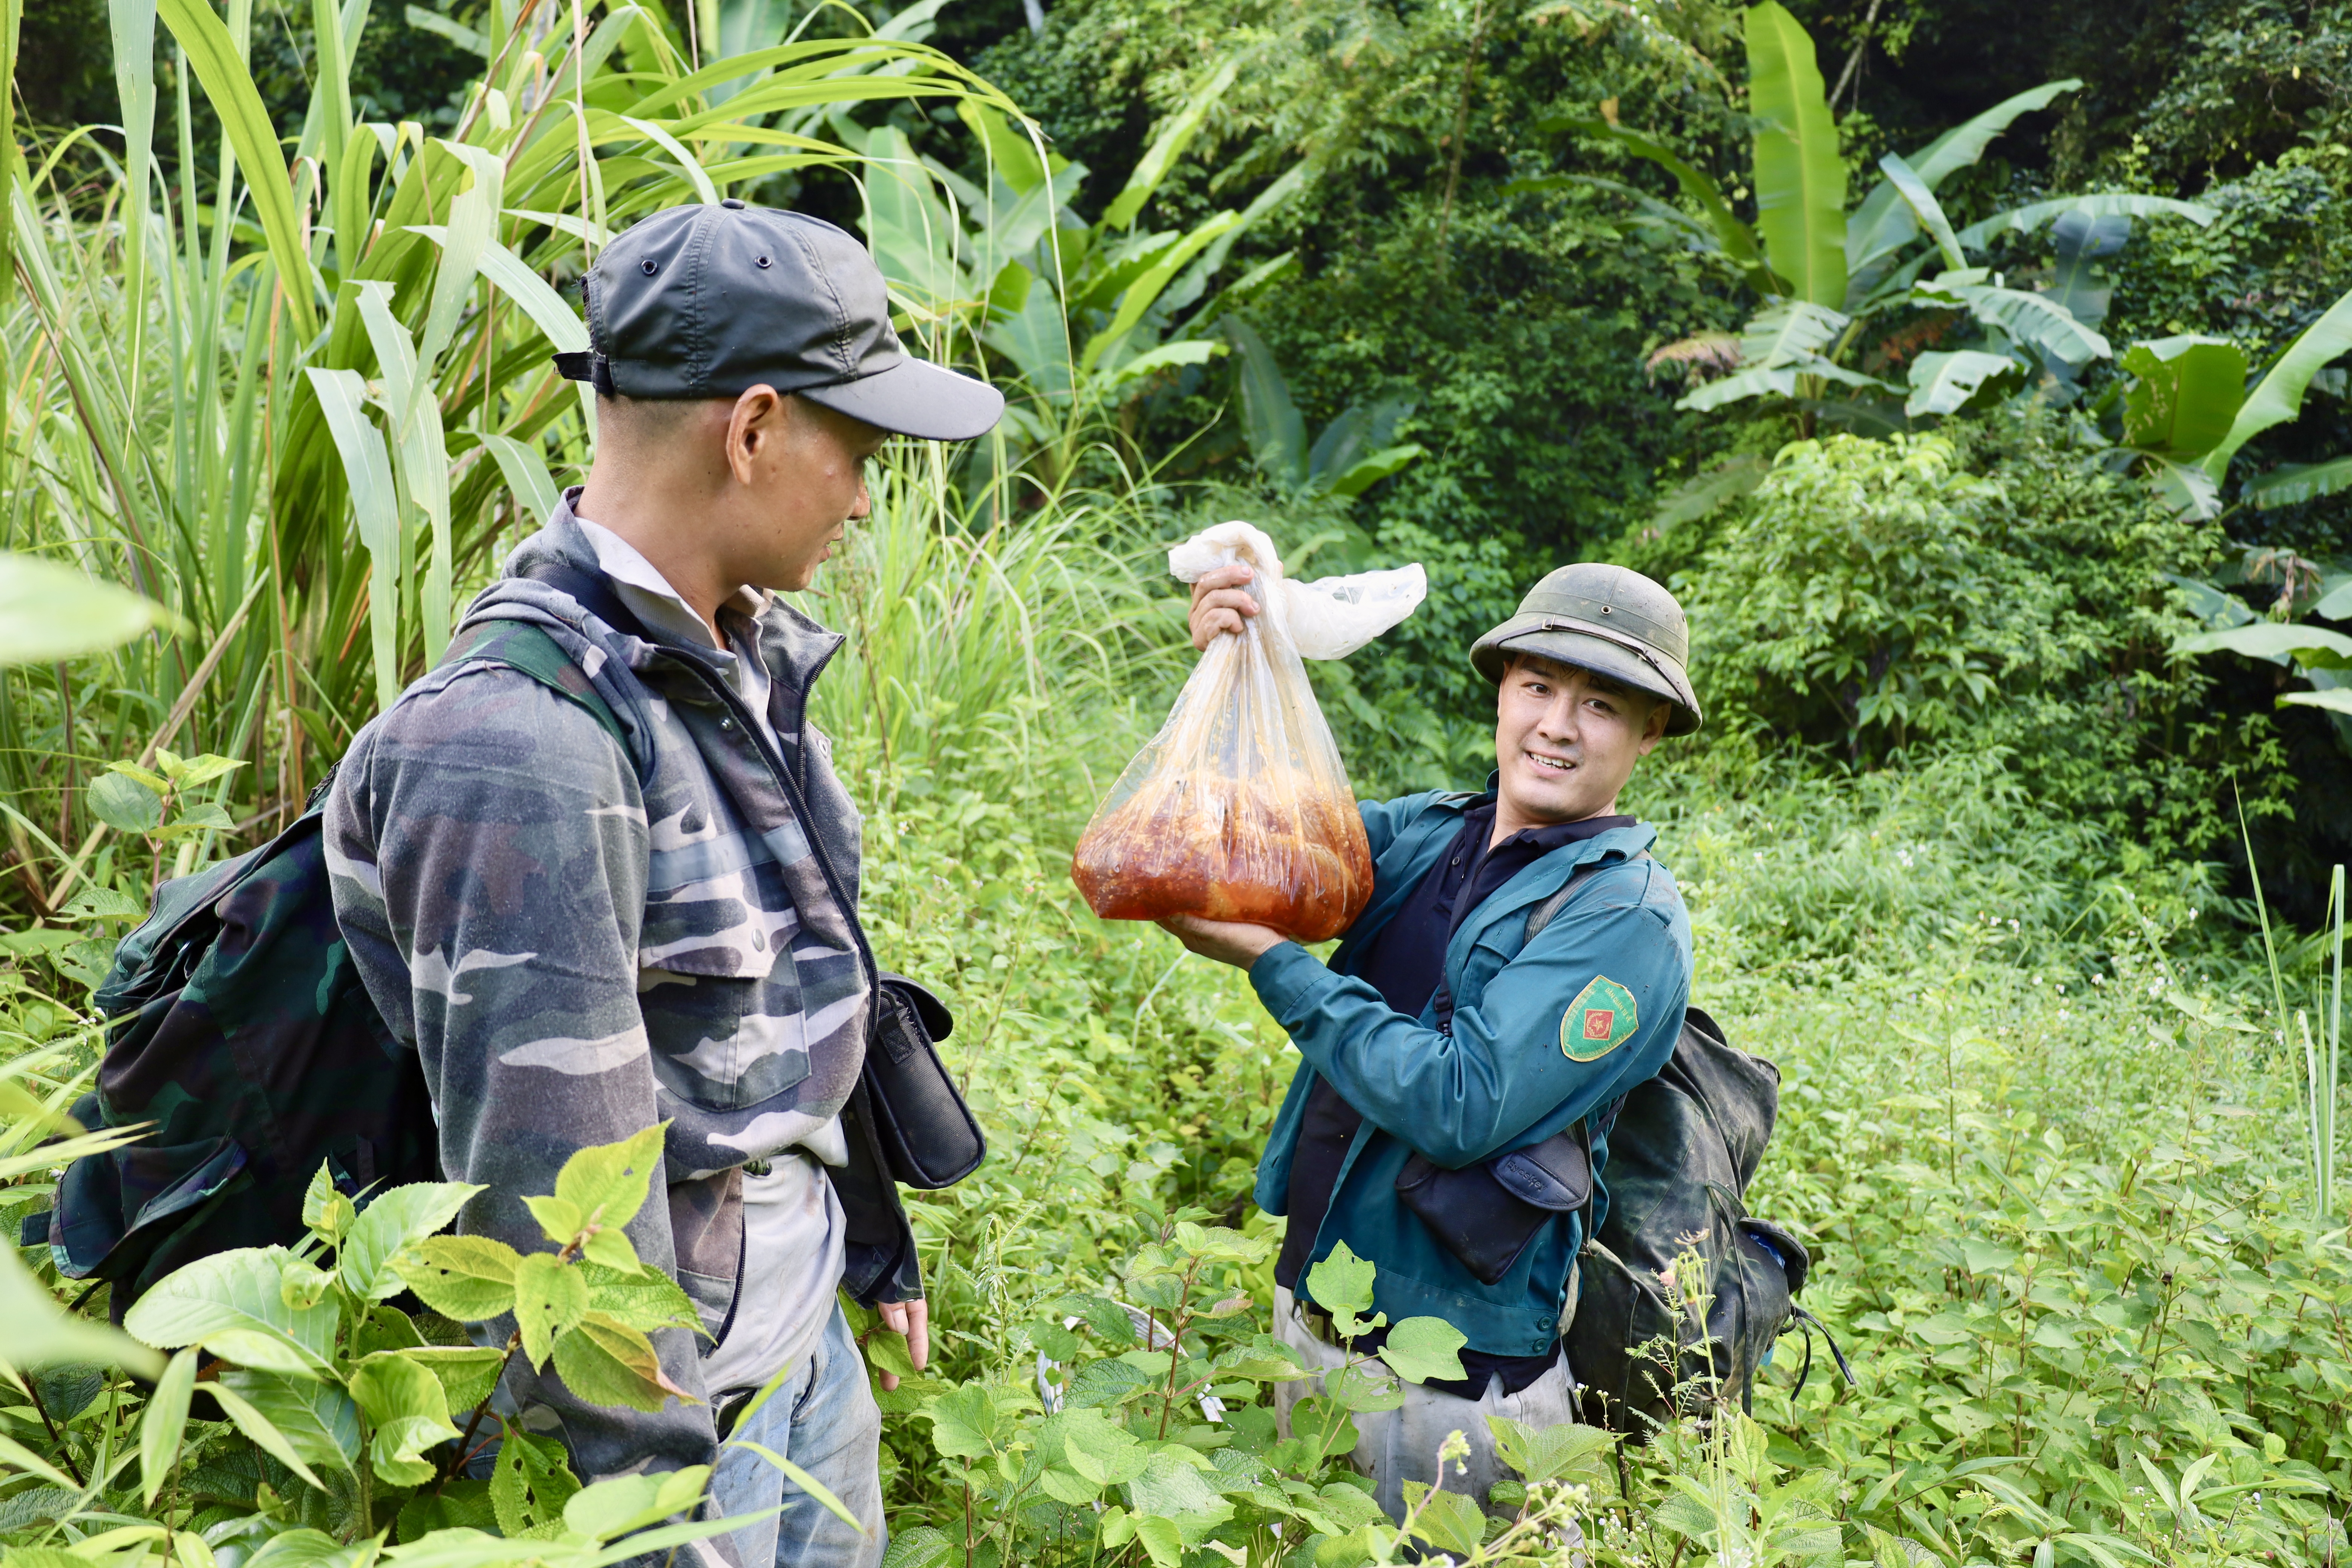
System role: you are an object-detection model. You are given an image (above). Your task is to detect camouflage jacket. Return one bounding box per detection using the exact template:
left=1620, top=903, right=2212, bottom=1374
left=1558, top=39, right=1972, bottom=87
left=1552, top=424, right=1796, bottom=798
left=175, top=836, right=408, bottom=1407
left=323, top=499, right=910, bottom=1493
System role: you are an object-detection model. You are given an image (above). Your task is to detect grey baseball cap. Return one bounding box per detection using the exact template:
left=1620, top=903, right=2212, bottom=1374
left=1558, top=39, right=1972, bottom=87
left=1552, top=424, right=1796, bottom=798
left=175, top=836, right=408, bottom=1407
left=1469, top=562, right=1703, bottom=735
left=555, top=201, right=1004, bottom=442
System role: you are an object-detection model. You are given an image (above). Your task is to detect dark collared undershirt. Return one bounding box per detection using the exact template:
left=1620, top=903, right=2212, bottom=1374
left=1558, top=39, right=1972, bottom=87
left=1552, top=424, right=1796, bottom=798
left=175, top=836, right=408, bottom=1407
left=1274, top=799, right=1636, bottom=1397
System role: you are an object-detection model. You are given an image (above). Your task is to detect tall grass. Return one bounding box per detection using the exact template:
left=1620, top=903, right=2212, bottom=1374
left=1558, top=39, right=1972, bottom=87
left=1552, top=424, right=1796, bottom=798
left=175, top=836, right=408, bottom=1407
left=0, top=0, right=1036, bottom=921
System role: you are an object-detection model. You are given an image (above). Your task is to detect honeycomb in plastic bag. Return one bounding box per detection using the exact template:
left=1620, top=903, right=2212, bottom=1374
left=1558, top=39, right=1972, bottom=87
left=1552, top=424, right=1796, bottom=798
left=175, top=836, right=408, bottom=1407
left=1071, top=523, right=1423, bottom=942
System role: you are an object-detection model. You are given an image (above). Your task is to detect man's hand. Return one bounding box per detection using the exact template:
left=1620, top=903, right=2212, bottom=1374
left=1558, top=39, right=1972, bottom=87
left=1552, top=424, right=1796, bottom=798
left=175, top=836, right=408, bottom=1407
left=1159, top=914, right=1286, bottom=971
left=876, top=1298, right=929, bottom=1392
left=1188, top=563, right=1259, bottom=650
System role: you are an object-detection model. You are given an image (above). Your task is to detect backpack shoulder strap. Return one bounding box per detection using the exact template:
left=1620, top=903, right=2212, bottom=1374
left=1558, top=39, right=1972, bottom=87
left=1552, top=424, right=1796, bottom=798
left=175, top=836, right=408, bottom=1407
left=1524, top=848, right=1652, bottom=943
left=449, top=620, right=631, bottom=757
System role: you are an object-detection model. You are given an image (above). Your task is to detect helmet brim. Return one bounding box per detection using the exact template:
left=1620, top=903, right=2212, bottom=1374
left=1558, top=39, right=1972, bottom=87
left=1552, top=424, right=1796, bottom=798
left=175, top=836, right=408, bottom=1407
left=1471, top=618, right=1702, bottom=736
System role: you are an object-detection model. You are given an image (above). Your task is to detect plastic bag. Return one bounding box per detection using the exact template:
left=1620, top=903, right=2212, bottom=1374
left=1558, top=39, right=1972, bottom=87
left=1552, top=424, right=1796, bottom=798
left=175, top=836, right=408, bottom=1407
left=1071, top=522, right=1426, bottom=942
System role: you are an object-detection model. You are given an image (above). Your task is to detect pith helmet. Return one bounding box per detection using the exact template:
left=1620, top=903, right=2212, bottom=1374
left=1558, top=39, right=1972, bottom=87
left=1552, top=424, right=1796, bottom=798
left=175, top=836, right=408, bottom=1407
left=1469, top=563, right=1702, bottom=736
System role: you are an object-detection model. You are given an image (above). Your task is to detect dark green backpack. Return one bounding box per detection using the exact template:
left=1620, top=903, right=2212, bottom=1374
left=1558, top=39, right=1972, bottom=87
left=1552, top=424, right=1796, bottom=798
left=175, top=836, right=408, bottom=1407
left=22, top=623, right=628, bottom=1318
left=1564, top=1004, right=1851, bottom=1433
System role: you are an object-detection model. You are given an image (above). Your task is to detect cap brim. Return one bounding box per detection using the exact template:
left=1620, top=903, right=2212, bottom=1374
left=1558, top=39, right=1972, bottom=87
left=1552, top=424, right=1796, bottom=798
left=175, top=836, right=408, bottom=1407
left=1471, top=623, right=1702, bottom=735
left=798, top=355, right=1005, bottom=441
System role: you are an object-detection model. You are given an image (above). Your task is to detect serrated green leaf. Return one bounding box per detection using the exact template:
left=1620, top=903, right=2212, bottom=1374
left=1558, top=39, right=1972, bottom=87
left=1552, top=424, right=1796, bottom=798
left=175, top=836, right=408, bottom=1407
left=490, top=1429, right=580, bottom=1536
left=554, top=1122, right=667, bottom=1236
left=125, top=1246, right=340, bottom=1377
left=338, top=1181, right=482, bottom=1300
left=522, top=1194, right=585, bottom=1248
left=87, top=772, right=164, bottom=834
left=579, top=1260, right=703, bottom=1336
left=396, top=1234, right=521, bottom=1322
left=1060, top=1410, right=1149, bottom=1486
left=514, top=1253, right=590, bottom=1369
left=213, top=1368, right=361, bottom=1487
left=552, top=1312, right=691, bottom=1413
left=302, top=1162, right=355, bottom=1242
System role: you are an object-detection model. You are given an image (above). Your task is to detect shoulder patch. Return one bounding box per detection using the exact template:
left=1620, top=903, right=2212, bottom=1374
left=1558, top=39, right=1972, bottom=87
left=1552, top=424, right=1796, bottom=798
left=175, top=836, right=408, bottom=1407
left=1562, top=975, right=1639, bottom=1061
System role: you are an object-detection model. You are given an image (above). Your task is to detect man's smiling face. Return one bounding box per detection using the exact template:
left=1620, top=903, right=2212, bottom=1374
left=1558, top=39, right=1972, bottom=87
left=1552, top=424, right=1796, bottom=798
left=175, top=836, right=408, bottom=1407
left=1493, top=652, right=1669, bottom=827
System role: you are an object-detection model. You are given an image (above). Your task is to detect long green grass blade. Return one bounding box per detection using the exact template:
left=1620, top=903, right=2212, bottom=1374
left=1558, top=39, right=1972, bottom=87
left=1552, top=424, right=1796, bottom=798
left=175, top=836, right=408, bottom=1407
left=306, top=367, right=403, bottom=709
left=156, top=0, right=319, bottom=337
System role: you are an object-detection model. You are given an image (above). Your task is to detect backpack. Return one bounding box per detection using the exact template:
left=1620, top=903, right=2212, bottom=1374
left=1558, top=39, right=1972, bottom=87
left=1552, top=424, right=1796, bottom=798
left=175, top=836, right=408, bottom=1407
left=21, top=622, right=628, bottom=1318
left=1562, top=1004, right=1851, bottom=1433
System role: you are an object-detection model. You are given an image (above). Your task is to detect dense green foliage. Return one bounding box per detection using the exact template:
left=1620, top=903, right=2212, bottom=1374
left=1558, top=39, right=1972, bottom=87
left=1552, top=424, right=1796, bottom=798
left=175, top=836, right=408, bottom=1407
left=6, top=0, right=2352, bottom=1565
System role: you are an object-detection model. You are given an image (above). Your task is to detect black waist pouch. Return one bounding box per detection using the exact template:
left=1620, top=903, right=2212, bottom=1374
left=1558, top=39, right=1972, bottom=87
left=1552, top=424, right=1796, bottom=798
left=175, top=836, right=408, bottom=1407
left=864, top=974, right=986, bottom=1189
left=1395, top=1122, right=1593, bottom=1285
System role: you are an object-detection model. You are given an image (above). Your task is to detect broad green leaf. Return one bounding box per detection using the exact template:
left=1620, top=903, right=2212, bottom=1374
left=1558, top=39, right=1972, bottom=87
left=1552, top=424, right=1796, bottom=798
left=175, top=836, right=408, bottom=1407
left=1739, top=300, right=1849, bottom=368
left=124, top=1246, right=340, bottom=1377
left=922, top=1384, right=999, bottom=1458
left=2122, top=336, right=2247, bottom=459
left=86, top=772, right=164, bottom=833
left=1223, top=316, right=1306, bottom=485
left=553, top=1123, right=667, bottom=1237
left=396, top=1234, right=523, bottom=1322
left=2204, top=285, right=2352, bottom=479
left=0, top=553, right=176, bottom=666
left=1877, top=153, right=1965, bottom=273
left=514, top=1253, right=590, bottom=1369
left=552, top=1312, right=691, bottom=1413
left=1081, top=210, right=1241, bottom=373
left=562, top=1464, right=710, bottom=1543
left=1403, top=1482, right=1486, bottom=1555
left=1060, top=1410, right=1149, bottom=1486
left=1489, top=1415, right=1616, bottom=1486
left=1906, top=351, right=2025, bottom=417
left=213, top=1369, right=361, bottom=1487
left=242, top=1529, right=366, bottom=1568
left=1101, top=57, right=1236, bottom=230
left=350, top=1353, right=462, bottom=1485
left=1919, top=279, right=2110, bottom=366
left=491, top=1428, right=582, bottom=1537
left=1377, top=1316, right=1468, bottom=1385
left=1305, top=1240, right=1378, bottom=1329
left=523, top=1194, right=586, bottom=1247
left=137, top=1347, right=199, bottom=1504
left=2280, top=688, right=2352, bottom=715
left=1955, top=193, right=2217, bottom=250
left=339, top=1181, right=481, bottom=1300
left=1847, top=80, right=2082, bottom=277
left=1127, top=1450, right=1234, bottom=1541
left=2171, top=622, right=2352, bottom=670
left=396, top=1345, right=507, bottom=1411
left=1746, top=0, right=1845, bottom=307
left=1128, top=1514, right=1185, bottom=1567
left=580, top=1259, right=703, bottom=1335
left=2248, top=455, right=2352, bottom=510
left=153, top=0, right=317, bottom=336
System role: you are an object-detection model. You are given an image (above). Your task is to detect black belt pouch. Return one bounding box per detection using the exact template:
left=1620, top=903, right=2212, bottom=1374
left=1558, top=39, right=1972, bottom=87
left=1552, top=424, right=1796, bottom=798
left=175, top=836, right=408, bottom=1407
left=1394, top=1123, right=1592, bottom=1286
left=864, top=973, right=986, bottom=1189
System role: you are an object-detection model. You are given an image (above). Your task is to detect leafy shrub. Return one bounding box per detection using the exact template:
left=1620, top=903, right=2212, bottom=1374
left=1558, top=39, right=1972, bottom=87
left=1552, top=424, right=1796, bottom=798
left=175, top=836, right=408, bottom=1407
left=1675, top=421, right=2266, bottom=858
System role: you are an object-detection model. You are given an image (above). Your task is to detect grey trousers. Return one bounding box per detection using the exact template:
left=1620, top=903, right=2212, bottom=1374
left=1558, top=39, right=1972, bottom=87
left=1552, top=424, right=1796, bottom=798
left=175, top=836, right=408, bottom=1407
left=1272, top=1286, right=1581, bottom=1525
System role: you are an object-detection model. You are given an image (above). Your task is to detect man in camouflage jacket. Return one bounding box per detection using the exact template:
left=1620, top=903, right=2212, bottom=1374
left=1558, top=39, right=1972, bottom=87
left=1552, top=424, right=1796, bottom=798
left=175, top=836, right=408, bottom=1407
left=324, top=201, right=1003, bottom=1566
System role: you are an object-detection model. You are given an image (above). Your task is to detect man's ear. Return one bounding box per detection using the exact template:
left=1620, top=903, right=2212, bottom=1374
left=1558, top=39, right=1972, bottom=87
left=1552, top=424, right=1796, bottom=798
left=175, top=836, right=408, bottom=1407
left=1637, top=696, right=1670, bottom=755
left=723, top=384, right=788, bottom=486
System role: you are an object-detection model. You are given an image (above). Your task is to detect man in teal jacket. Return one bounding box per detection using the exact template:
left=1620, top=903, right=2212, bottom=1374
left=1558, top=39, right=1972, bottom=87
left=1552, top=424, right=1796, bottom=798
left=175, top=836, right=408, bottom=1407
left=1162, top=561, right=1699, bottom=1519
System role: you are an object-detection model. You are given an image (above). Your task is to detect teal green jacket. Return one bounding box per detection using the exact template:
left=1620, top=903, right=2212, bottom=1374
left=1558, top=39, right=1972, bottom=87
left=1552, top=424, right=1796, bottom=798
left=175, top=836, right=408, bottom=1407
left=1250, top=788, right=1692, bottom=1357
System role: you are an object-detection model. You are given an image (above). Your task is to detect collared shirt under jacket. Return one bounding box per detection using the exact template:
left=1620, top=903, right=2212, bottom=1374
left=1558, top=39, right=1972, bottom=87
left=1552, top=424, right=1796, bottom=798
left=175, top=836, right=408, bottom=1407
left=1251, top=789, right=1694, bottom=1358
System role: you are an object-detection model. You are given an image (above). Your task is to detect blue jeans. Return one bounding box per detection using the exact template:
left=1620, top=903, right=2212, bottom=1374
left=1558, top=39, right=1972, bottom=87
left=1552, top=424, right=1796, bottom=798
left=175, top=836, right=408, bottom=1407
left=709, top=1303, right=887, bottom=1568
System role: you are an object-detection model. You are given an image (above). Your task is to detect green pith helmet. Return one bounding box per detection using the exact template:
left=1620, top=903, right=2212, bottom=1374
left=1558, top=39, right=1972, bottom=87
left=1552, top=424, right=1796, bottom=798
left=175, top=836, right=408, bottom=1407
left=1468, top=562, right=1702, bottom=736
